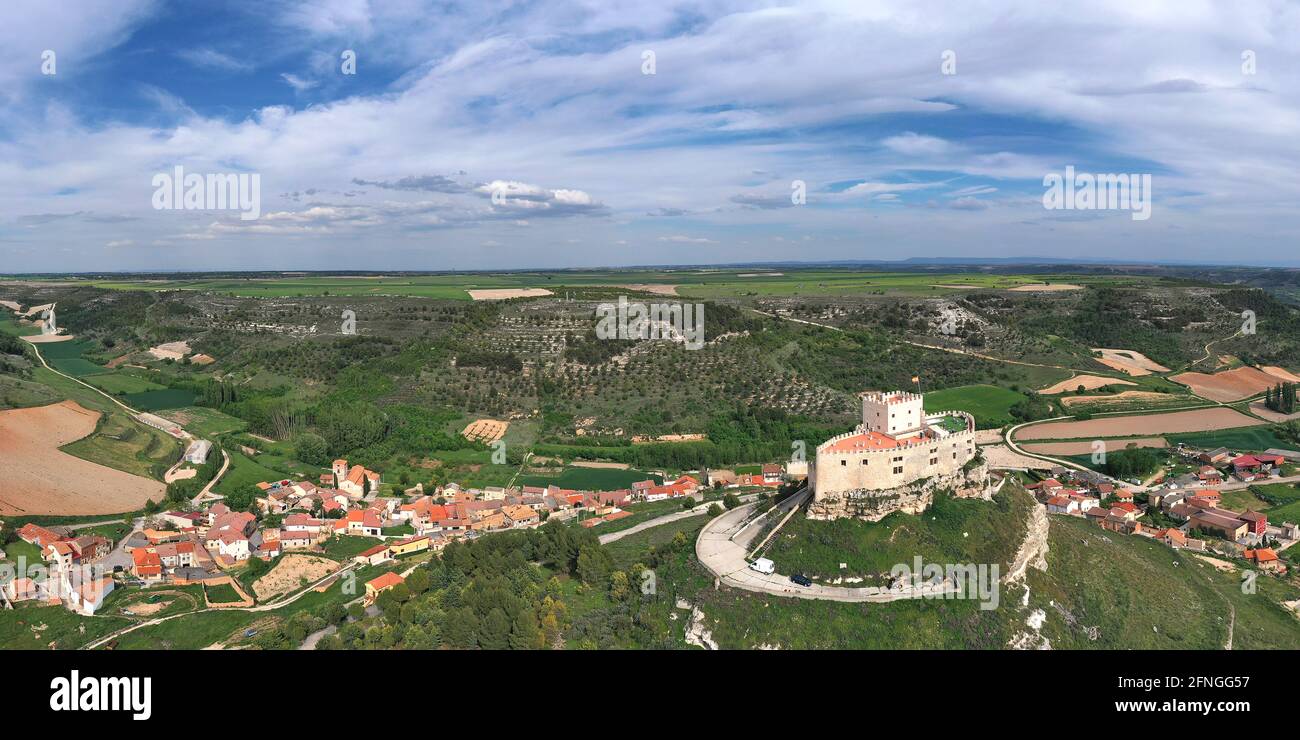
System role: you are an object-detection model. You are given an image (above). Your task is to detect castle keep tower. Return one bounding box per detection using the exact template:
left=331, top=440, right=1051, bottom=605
left=861, top=391, right=924, bottom=439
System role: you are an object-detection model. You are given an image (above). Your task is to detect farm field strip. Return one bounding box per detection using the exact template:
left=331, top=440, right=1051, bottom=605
left=1012, top=407, right=1266, bottom=442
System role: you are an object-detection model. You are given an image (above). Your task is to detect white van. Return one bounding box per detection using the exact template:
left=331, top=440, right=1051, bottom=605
left=749, top=558, right=775, bottom=575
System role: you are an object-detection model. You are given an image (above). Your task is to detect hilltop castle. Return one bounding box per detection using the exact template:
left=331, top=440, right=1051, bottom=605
left=808, top=391, right=989, bottom=521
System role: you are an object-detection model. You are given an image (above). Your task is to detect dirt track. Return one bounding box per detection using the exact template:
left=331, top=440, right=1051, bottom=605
left=0, top=401, right=165, bottom=515
left=1012, top=407, right=1264, bottom=442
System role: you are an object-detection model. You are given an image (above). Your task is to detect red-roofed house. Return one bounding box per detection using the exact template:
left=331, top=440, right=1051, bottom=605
left=132, top=548, right=163, bottom=581
left=365, top=572, right=405, bottom=603
left=1045, top=495, right=1077, bottom=515
left=355, top=543, right=392, bottom=565
left=1246, top=547, right=1281, bottom=571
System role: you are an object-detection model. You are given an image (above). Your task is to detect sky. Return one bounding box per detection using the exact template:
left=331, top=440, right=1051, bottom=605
left=2, top=0, right=1300, bottom=272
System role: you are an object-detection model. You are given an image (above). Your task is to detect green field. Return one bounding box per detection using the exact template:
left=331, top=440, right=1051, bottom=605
left=84, top=372, right=166, bottom=395
left=212, top=451, right=291, bottom=495
left=0, top=373, right=61, bottom=408
left=1166, top=426, right=1293, bottom=453
left=923, top=384, right=1027, bottom=429
left=158, top=406, right=248, bottom=437
left=36, top=339, right=108, bottom=377
left=204, top=583, right=243, bottom=604
left=60, top=408, right=181, bottom=480
left=0, top=604, right=130, bottom=650
left=519, top=466, right=662, bottom=491
left=122, top=388, right=197, bottom=411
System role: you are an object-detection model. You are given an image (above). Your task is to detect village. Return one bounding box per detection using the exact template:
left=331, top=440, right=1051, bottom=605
left=1029, top=444, right=1300, bottom=575
left=1, top=455, right=789, bottom=619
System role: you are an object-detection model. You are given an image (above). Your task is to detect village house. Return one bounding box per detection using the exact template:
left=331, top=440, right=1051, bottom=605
left=1160, top=527, right=1187, bottom=549
left=283, top=513, right=326, bottom=533
left=279, top=530, right=317, bottom=550
left=355, top=543, right=392, bottom=565
left=364, top=572, right=405, bottom=604
left=1046, top=495, right=1078, bottom=516
left=503, top=504, right=540, bottom=528
left=388, top=535, right=431, bottom=557
left=333, top=509, right=383, bottom=537
left=155, top=541, right=196, bottom=570
left=255, top=539, right=282, bottom=560
left=705, top=469, right=738, bottom=488
left=67, top=575, right=115, bottom=616
left=205, top=510, right=257, bottom=562
left=132, top=549, right=164, bottom=581
left=1246, top=548, right=1283, bottom=572
left=761, top=464, right=783, bottom=484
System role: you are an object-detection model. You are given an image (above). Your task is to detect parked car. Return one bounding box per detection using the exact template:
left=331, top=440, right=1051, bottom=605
left=790, top=573, right=812, bottom=587
left=749, top=558, right=775, bottom=575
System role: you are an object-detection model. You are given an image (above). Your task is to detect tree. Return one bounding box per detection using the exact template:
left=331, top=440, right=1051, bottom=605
left=723, top=493, right=741, bottom=509
left=295, top=432, right=329, bottom=466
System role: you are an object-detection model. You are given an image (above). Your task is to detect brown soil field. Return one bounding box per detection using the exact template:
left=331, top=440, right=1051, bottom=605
left=253, top=554, right=339, bottom=601
left=1170, top=365, right=1290, bottom=402
left=1040, top=374, right=1136, bottom=394
left=1013, top=407, right=1264, bottom=442
left=0, top=401, right=165, bottom=515
left=461, top=418, right=508, bottom=442
left=1248, top=401, right=1300, bottom=424
left=466, top=288, right=553, bottom=300
left=21, top=333, right=76, bottom=344
left=1262, top=366, right=1300, bottom=382
left=571, top=461, right=631, bottom=469
left=1020, top=437, right=1168, bottom=455
left=1007, top=283, right=1083, bottom=292
left=1059, top=391, right=1175, bottom=408
left=1092, top=348, right=1170, bottom=376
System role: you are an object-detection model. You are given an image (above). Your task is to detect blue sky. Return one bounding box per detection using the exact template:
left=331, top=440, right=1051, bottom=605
left=2, top=0, right=1299, bottom=271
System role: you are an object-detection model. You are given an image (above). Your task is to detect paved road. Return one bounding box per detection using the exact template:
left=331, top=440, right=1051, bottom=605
left=693, top=488, right=960, bottom=602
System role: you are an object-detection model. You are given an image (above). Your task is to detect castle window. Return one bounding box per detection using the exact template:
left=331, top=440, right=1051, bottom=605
left=841, top=460, right=847, bottom=466
left=930, top=457, right=938, bottom=465
left=892, top=466, right=903, bottom=475
left=861, top=459, right=868, bottom=465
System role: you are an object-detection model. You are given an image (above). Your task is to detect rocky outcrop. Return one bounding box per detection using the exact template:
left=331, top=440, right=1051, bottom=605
left=807, top=461, right=993, bottom=522
left=1005, top=499, right=1050, bottom=583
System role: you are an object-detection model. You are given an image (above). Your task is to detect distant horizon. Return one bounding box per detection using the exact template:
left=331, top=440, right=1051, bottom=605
left=4, top=255, right=1300, bottom=278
